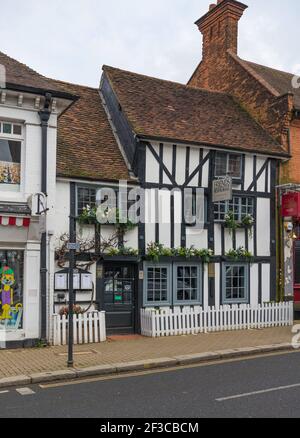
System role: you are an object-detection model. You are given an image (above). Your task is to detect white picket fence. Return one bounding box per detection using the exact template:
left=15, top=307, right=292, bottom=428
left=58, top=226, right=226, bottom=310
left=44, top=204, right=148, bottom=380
left=52, top=311, right=106, bottom=346
left=141, top=302, right=294, bottom=338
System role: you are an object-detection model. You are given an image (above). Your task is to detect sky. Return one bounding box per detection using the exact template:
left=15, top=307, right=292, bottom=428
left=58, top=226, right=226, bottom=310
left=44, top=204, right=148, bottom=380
left=0, top=0, right=299, bottom=87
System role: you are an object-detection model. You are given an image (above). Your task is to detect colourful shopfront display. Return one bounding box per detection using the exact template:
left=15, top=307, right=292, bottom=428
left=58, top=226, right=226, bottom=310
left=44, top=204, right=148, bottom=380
left=0, top=251, right=23, bottom=330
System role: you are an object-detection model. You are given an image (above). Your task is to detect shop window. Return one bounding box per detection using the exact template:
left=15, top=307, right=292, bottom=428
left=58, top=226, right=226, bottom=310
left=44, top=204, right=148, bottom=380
left=0, top=250, right=24, bottom=330
left=222, top=263, right=249, bottom=304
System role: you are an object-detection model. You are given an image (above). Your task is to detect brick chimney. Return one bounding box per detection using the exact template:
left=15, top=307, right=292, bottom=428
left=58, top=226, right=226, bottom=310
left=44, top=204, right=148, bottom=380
left=191, top=0, right=248, bottom=89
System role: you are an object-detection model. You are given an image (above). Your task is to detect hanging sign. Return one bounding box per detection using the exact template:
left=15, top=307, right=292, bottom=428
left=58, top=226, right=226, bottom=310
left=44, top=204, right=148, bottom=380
left=212, top=177, right=233, bottom=203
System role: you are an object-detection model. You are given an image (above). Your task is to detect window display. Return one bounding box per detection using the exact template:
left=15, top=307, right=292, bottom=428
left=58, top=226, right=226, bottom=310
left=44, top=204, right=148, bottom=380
left=0, top=250, right=23, bottom=330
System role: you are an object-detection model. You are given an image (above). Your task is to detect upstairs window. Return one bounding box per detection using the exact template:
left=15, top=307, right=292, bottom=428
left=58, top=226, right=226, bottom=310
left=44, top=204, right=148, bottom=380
left=77, top=187, right=97, bottom=215
left=214, top=196, right=254, bottom=222
left=0, top=121, right=23, bottom=187
left=77, top=185, right=134, bottom=218
left=215, top=152, right=242, bottom=179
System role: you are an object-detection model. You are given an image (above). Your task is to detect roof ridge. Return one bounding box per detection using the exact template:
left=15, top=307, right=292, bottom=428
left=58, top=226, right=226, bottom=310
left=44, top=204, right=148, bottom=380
left=102, top=64, right=233, bottom=98
left=0, top=49, right=48, bottom=79
left=49, top=77, right=98, bottom=92
left=244, top=59, right=295, bottom=78
left=228, top=50, right=280, bottom=97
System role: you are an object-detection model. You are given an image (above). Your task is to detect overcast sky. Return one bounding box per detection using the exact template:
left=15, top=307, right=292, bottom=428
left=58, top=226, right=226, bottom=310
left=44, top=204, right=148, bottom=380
left=0, top=0, right=298, bottom=87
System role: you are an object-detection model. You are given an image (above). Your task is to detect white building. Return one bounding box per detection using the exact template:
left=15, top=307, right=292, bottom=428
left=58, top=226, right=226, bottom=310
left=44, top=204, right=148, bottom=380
left=0, top=41, right=287, bottom=345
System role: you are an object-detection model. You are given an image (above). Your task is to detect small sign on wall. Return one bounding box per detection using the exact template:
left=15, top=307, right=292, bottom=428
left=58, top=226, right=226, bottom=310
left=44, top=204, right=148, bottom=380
left=213, top=177, right=233, bottom=203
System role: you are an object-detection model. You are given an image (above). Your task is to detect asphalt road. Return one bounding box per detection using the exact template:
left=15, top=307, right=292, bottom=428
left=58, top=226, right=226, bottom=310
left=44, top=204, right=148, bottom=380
left=1, top=351, right=300, bottom=418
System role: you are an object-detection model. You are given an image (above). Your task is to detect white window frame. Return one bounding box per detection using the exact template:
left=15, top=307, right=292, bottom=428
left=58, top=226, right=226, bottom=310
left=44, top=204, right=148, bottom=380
left=0, top=120, right=24, bottom=192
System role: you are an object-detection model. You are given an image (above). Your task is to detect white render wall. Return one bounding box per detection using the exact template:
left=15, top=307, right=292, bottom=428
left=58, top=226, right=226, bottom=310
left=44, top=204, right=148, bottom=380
left=0, top=91, right=62, bottom=344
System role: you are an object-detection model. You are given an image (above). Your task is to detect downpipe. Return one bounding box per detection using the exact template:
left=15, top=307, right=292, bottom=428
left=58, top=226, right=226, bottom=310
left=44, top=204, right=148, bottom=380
left=38, top=93, right=52, bottom=342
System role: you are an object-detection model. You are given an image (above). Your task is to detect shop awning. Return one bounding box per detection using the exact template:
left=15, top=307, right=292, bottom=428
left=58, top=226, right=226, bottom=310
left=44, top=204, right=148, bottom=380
left=0, top=216, right=30, bottom=227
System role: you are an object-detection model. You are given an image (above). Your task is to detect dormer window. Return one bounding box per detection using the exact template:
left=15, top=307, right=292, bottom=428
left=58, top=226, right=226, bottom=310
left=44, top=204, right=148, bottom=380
left=0, top=121, right=23, bottom=189
left=215, top=152, right=242, bottom=179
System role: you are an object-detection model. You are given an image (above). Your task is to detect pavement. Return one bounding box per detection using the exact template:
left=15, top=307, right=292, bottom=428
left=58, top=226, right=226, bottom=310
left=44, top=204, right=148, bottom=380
left=0, top=325, right=296, bottom=387
left=1, top=350, right=300, bottom=418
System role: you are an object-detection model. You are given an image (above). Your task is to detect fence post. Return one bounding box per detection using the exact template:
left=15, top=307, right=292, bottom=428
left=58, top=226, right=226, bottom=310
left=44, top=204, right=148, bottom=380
left=99, top=311, right=107, bottom=342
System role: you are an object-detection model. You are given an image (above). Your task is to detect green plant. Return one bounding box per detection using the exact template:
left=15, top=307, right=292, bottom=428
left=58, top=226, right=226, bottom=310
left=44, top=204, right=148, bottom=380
left=106, top=246, right=139, bottom=257
left=146, top=243, right=213, bottom=263
left=78, top=206, right=137, bottom=234
left=224, top=211, right=240, bottom=234
left=146, top=242, right=165, bottom=262
left=242, top=214, right=255, bottom=238
left=174, top=247, right=194, bottom=258
left=193, top=248, right=214, bottom=263
left=226, top=246, right=253, bottom=261
left=77, top=205, right=97, bottom=225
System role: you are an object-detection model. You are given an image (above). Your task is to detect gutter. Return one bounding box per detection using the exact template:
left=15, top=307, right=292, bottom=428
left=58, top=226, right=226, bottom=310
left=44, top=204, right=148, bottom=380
left=5, top=82, right=77, bottom=102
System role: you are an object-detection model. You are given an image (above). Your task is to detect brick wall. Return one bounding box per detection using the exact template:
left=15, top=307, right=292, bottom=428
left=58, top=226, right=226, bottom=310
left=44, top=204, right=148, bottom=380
left=190, top=0, right=297, bottom=183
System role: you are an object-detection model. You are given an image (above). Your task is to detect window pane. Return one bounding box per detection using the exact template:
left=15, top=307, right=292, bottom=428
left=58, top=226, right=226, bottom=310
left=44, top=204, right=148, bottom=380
left=224, top=265, right=247, bottom=303
left=147, top=267, right=169, bottom=304
left=3, top=123, right=11, bottom=134
left=77, top=187, right=96, bottom=214
left=228, top=154, right=241, bottom=178
left=0, top=140, right=21, bottom=185
left=215, top=152, right=227, bottom=176
left=13, top=125, right=22, bottom=136
left=176, top=265, right=199, bottom=303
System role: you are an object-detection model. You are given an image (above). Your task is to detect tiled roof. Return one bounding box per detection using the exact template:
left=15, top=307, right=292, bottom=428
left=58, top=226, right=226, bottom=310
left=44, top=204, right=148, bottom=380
left=103, top=65, right=287, bottom=157
left=51, top=80, right=132, bottom=182
left=0, top=50, right=74, bottom=98
left=0, top=50, right=131, bottom=182
left=241, top=59, right=300, bottom=109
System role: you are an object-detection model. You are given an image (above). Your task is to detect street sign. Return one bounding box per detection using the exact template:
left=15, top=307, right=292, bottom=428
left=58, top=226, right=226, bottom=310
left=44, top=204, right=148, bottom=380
left=67, top=243, right=80, bottom=251
left=212, top=177, right=233, bottom=203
